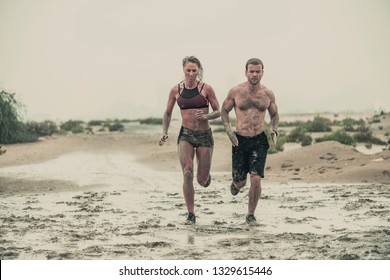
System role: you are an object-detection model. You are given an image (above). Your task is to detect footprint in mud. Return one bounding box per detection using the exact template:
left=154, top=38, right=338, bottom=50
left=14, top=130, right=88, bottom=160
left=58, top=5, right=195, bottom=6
left=137, top=218, right=162, bottom=230
left=281, top=160, right=294, bottom=169
left=339, top=253, right=360, bottom=260
left=200, top=190, right=223, bottom=199
left=46, top=251, right=81, bottom=260
left=319, top=153, right=337, bottom=161
left=330, top=227, right=347, bottom=233
left=167, top=192, right=179, bottom=197
left=285, top=216, right=318, bottom=224
left=82, top=245, right=104, bottom=257
left=279, top=205, right=308, bottom=211
left=0, top=249, right=20, bottom=259
left=343, top=198, right=375, bottom=211
left=196, top=225, right=245, bottom=234
left=336, top=235, right=359, bottom=242
left=22, top=206, right=43, bottom=211
left=218, top=238, right=251, bottom=247
left=201, top=208, right=215, bottom=215
left=59, top=191, right=111, bottom=213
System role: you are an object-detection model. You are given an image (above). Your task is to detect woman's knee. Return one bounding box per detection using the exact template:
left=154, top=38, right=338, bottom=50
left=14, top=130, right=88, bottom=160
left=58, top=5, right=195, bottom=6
left=183, top=167, right=194, bottom=182
left=196, top=174, right=209, bottom=186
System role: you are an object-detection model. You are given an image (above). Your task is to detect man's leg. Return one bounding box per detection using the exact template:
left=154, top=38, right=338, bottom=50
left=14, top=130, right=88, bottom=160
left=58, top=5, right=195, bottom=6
left=231, top=143, right=247, bottom=195
left=248, top=174, right=262, bottom=214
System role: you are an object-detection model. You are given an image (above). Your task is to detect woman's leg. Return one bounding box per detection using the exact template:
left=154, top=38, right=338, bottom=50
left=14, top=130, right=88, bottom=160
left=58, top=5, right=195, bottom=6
left=195, top=146, right=213, bottom=186
left=178, top=141, right=195, bottom=213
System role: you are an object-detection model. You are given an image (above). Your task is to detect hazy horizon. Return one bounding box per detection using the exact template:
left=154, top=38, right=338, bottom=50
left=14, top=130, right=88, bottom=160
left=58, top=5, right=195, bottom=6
left=1, top=0, right=389, bottom=122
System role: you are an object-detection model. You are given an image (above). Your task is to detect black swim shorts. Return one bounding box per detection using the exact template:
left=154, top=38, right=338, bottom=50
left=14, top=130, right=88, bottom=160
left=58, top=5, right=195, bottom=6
left=232, top=132, right=270, bottom=182
left=177, top=126, right=214, bottom=148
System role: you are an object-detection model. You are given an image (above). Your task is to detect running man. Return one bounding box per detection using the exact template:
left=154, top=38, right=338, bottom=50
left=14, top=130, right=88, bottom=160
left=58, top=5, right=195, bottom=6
left=221, top=58, right=279, bottom=225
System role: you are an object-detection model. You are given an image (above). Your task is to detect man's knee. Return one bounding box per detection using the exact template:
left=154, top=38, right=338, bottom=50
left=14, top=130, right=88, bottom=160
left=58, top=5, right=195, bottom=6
left=235, top=180, right=247, bottom=189
left=250, top=173, right=261, bottom=186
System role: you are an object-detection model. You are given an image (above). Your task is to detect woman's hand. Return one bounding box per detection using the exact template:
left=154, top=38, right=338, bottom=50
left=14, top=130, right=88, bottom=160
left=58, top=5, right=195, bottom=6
left=158, top=134, right=169, bottom=146
left=195, top=109, right=208, bottom=121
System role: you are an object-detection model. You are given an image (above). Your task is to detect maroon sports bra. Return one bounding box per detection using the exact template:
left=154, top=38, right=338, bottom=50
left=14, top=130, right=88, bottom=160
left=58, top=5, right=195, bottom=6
left=177, top=82, right=209, bottom=110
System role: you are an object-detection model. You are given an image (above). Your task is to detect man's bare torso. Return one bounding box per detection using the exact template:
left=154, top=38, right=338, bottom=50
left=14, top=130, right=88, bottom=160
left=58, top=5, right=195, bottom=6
left=233, top=83, right=271, bottom=136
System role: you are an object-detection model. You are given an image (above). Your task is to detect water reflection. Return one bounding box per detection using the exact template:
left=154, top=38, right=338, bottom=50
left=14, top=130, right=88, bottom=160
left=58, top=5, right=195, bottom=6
left=187, top=233, right=195, bottom=244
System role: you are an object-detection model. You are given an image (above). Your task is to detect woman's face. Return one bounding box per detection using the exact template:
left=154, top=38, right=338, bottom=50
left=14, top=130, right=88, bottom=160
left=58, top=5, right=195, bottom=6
left=183, top=62, right=199, bottom=83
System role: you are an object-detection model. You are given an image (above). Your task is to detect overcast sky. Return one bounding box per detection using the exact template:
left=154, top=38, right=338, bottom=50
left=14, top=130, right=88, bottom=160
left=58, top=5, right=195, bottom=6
left=1, top=0, right=389, bottom=121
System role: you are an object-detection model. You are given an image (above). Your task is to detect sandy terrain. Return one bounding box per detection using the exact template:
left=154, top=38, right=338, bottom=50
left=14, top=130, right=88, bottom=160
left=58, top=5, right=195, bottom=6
left=0, top=119, right=389, bottom=260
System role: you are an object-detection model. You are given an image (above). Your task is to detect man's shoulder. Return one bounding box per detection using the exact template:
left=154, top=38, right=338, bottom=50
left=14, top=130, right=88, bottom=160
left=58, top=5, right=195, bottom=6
left=229, top=82, right=246, bottom=94
left=260, top=84, right=273, bottom=94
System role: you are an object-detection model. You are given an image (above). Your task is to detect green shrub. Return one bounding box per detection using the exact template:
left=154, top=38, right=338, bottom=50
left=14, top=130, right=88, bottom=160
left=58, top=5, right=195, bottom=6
left=353, top=131, right=387, bottom=145
left=353, top=131, right=373, bottom=142
left=88, top=120, right=104, bottom=126
left=286, top=127, right=312, bottom=146
left=120, top=119, right=132, bottom=123
left=315, top=130, right=356, bottom=146
left=60, top=120, right=84, bottom=132
left=0, top=90, right=38, bottom=144
left=213, top=127, right=226, bottom=133
left=108, top=122, right=124, bottom=132
left=278, top=120, right=305, bottom=127
left=365, top=143, right=372, bottom=149
left=338, top=118, right=366, bottom=132
left=139, top=118, right=163, bottom=125
left=304, top=116, right=332, bottom=132
left=370, top=118, right=381, bottom=124
left=286, top=127, right=306, bottom=143
left=355, top=125, right=370, bottom=133
left=85, top=127, right=94, bottom=134
left=71, top=126, right=85, bottom=134
left=26, top=120, right=58, bottom=137
left=300, top=134, right=313, bottom=146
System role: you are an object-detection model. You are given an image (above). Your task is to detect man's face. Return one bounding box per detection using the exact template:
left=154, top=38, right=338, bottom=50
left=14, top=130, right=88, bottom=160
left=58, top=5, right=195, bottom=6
left=245, top=64, right=263, bottom=85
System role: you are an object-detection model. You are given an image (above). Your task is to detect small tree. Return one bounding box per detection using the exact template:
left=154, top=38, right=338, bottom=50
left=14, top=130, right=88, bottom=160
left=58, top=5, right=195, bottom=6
left=0, top=90, right=37, bottom=144
left=315, top=130, right=356, bottom=146
left=304, top=116, right=332, bottom=132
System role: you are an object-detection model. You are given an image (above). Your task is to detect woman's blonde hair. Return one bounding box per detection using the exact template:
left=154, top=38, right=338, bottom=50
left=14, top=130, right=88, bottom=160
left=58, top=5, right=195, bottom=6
left=182, top=56, right=204, bottom=81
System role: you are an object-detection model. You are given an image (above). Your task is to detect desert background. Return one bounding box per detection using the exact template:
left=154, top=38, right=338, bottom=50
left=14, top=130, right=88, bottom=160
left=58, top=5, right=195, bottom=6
left=1, top=112, right=389, bottom=260
left=1, top=0, right=389, bottom=263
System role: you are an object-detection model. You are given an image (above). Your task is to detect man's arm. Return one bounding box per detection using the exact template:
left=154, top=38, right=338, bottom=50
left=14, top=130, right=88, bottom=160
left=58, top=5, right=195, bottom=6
left=267, top=90, right=279, bottom=145
left=221, top=89, right=239, bottom=146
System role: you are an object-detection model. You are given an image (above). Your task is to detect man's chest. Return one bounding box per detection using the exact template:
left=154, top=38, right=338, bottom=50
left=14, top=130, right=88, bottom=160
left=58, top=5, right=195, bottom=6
left=236, top=92, right=270, bottom=112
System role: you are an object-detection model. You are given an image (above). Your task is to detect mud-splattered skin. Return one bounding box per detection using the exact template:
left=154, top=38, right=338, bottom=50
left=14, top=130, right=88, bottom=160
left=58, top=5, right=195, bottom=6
left=233, top=83, right=272, bottom=136
left=221, top=63, right=279, bottom=146
left=221, top=61, right=279, bottom=221
left=159, top=56, right=221, bottom=223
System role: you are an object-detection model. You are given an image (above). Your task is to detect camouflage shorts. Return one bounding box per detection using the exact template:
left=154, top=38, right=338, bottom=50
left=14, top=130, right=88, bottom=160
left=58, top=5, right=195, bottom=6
left=177, top=127, right=214, bottom=148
